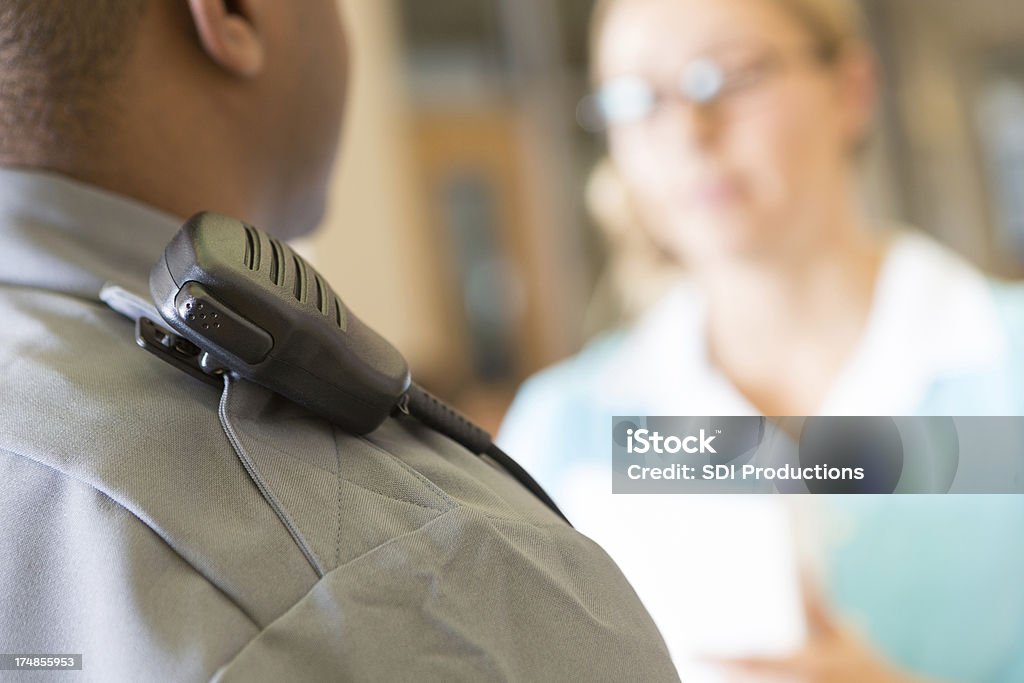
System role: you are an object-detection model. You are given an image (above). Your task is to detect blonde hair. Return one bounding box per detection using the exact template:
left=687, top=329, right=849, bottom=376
left=583, top=159, right=682, bottom=327
left=773, top=0, right=866, bottom=60
left=590, top=0, right=867, bottom=78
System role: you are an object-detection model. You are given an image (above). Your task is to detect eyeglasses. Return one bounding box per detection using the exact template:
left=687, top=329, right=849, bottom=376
left=578, top=45, right=828, bottom=132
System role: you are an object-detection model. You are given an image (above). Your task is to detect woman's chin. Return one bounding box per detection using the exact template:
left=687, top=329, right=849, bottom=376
left=667, top=214, right=774, bottom=266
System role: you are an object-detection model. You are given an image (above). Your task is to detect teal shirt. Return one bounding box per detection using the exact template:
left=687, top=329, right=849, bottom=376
left=499, top=282, right=1024, bottom=683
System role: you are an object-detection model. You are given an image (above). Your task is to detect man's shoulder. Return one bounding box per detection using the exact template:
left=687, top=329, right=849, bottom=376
left=0, top=287, right=681, bottom=682
left=0, top=285, right=228, bottom=481
left=0, top=285, right=322, bottom=622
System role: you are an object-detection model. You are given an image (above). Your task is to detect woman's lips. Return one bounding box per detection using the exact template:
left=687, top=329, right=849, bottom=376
left=689, top=177, right=743, bottom=209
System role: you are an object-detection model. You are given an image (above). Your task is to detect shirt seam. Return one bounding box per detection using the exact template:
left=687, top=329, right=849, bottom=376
left=0, top=443, right=263, bottom=630
left=211, top=505, right=572, bottom=676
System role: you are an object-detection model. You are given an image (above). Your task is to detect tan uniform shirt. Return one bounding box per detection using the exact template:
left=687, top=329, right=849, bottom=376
left=0, top=168, right=678, bottom=682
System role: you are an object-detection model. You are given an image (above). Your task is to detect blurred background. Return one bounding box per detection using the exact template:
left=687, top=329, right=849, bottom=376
left=295, top=0, right=1024, bottom=431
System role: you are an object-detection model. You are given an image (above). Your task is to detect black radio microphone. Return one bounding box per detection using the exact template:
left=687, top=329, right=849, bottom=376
left=143, top=212, right=569, bottom=525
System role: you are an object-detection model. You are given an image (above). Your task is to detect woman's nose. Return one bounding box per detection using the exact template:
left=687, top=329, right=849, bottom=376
left=654, top=99, right=720, bottom=150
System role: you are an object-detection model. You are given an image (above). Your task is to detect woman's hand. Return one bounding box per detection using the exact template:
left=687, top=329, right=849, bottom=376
left=714, top=583, right=941, bottom=683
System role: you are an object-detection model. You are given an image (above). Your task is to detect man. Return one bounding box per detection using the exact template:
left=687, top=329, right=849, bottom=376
left=0, top=2, right=678, bottom=680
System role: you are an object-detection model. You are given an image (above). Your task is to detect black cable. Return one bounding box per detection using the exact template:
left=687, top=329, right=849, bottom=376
left=403, top=384, right=572, bottom=527
left=483, top=442, right=571, bottom=527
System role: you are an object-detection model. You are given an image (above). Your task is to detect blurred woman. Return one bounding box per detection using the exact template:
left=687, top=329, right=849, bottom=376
left=499, top=0, right=1024, bottom=681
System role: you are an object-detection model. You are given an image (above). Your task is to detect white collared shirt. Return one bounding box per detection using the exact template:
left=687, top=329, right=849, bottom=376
left=590, top=230, right=1008, bottom=418
left=498, top=230, right=1024, bottom=680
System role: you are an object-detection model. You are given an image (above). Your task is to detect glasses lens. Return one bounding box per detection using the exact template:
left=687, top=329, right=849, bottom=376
left=582, top=77, right=656, bottom=130
left=680, top=58, right=725, bottom=104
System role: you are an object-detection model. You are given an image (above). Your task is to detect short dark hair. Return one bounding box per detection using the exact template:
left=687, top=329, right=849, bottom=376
left=0, top=0, right=148, bottom=152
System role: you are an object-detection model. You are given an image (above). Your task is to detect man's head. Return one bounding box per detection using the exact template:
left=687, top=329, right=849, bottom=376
left=0, top=0, right=350, bottom=238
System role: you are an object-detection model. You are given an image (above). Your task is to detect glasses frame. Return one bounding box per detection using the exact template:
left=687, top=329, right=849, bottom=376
left=578, top=43, right=834, bottom=133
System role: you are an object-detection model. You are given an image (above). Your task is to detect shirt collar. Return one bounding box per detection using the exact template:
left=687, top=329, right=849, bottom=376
left=595, top=278, right=758, bottom=415
left=819, top=231, right=1008, bottom=414
left=594, top=231, right=1007, bottom=416
left=0, top=166, right=183, bottom=301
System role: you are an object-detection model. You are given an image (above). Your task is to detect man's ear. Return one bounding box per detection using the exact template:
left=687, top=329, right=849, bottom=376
left=187, top=0, right=265, bottom=78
